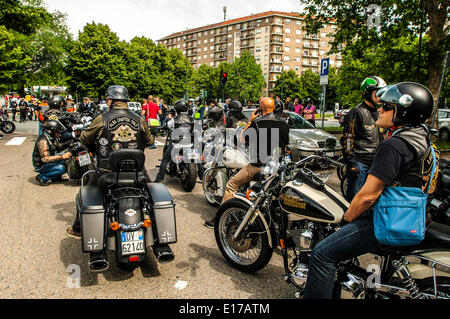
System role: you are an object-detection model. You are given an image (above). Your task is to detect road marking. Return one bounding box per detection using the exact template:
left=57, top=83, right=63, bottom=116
left=5, top=137, right=27, bottom=146
left=174, top=280, right=188, bottom=290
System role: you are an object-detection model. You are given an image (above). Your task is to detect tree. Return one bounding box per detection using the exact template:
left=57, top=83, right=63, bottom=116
left=300, top=70, right=321, bottom=103
left=66, top=23, right=129, bottom=99
left=300, top=0, right=449, bottom=123
left=272, top=70, right=305, bottom=100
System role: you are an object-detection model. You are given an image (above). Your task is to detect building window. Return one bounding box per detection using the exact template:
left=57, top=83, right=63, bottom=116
left=256, top=28, right=261, bottom=34
left=204, top=39, right=207, bottom=44
left=284, top=65, right=290, bottom=70
left=286, top=28, right=291, bottom=33
left=204, top=47, right=207, bottom=51
left=285, top=37, right=291, bottom=43
left=285, top=46, right=290, bottom=52
left=294, top=57, right=300, bottom=62
left=236, top=24, right=241, bottom=30
left=296, top=29, right=301, bottom=35
left=321, top=32, right=327, bottom=38
left=228, top=26, right=233, bottom=31
left=210, top=29, right=215, bottom=35
left=295, top=66, right=300, bottom=71
left=321, top=41, right=326, bottom=47
left=295, top=48, right=301, bottom=53
left=228, top=34, right=232, bottom=38
left=285, top=19, right=291, bottom=24
left=284, top=55, right=290, bottom=61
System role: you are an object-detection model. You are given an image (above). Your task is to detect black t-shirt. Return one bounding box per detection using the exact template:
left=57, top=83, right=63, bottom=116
left=368, top=137, right=416, bottom=185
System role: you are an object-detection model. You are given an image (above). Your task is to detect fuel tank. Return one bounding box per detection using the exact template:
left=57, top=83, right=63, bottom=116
left=222, top=148, right=249, bottom=169
left=279, top=180, right=349, bottom=224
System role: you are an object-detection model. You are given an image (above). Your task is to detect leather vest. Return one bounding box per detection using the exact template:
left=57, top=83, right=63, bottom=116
left=32, top=133, right=56, bottom=168
left=353, top=103, right=382, bottom=157
left=96, top=108, right=146, bottom=170
left=389, top=125, right=439, bottom=193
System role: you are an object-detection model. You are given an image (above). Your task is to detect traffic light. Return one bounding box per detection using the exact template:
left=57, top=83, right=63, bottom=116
left=219, top=70, right=228, bottom=88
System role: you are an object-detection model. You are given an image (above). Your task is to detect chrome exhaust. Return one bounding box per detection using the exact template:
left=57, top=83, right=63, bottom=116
left=341, top=272, right=365, bottom=299
left=153, top=245, right=175, bottom=263
left=88, top=252, right=109, bottom=272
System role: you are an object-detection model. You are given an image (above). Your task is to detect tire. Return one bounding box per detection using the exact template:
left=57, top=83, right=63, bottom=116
left=214, top=198, right=273, bottom=273
left=340, top=174, right=348, bottom=198
left=202, top=168, right=224, bottom=207
left=439, top=128, right=449, bottom=142
left=0, top=121, right=15, bottom=134
left=180, top=162, right=197, bottom=192
left=336, top=158, right=346, bottom=181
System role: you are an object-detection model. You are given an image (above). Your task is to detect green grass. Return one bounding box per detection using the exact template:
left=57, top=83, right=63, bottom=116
left=323, top=126, right=344, bottom=131
left=435, top=141, right=450, bottom=150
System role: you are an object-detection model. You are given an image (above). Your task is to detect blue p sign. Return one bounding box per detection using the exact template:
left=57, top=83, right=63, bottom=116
left=321, top=58, right=330, bottom=76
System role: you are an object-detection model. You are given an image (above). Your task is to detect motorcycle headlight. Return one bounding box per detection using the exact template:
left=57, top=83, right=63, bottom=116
left=297, top=139, right=317, bottom=148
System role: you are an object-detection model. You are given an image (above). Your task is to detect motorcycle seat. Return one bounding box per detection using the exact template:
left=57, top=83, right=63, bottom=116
left=109, top=149, right=145, bottom=173
left=97, top=172, right=147, bottom=189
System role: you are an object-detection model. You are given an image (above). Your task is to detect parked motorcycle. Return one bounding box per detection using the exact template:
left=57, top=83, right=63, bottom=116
left=65, top=138, right=95, bottom=184
left=214, top=154, right=450, bottom=299
left=0, top=115, right=15, bottom=134
left=428, top=158, right=450, bottom=226
left=77, top=149, right=177, bottom=272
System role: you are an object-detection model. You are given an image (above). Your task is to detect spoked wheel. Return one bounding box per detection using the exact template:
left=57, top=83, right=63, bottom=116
left=214, top=198, right=273, bottom=273
left=202, top=168, right=224, bottom=207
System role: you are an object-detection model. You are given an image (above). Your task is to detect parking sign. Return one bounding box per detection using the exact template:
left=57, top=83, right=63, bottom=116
left=320, top=58, right=329, bottom=85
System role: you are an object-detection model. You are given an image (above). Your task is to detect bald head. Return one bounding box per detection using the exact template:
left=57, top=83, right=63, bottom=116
left=260, top=97, right=275, bottom=114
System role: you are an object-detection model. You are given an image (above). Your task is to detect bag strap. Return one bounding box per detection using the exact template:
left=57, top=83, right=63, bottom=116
left=426, top=141, right=437, bottom=195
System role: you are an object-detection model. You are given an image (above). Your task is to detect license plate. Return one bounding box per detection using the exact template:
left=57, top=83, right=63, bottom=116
left=185, top=148, right=200, bottom=160
left=324, top=152, right=335, bottom=158
left=78, top=152, right=92, bottom=166
left=120, top=230, right=145, bottom=256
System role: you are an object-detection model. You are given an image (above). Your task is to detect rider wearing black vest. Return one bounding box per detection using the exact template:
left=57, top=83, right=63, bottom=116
left=340, top=76, right=387, bottom=202
left=303, top=82, right=438, bottom=299
left=66, top=85, right=154, bottom=239
left=225, top=100, right=248, bottom=129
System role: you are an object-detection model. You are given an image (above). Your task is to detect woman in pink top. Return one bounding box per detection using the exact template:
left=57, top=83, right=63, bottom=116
left=303, top=102, right=316, bottom=126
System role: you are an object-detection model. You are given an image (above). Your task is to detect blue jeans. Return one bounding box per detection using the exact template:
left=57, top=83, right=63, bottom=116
left=35, top=161, right=66, bottom=181
left=345, top=161, right=370, bottom=202
left=303, top=213, right=379, bottom=299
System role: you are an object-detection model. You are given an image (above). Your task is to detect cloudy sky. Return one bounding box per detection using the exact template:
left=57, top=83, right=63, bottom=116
left=43, top=0, right=305, bottom=41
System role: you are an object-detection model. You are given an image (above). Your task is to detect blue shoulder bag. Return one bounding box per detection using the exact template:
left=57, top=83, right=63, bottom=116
left=373, top=143, right=437, bottom=246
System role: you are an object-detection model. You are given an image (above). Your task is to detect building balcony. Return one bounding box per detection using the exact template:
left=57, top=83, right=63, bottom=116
left=186, top=52, right=197, bottom=57
left=303, top=35, right=319, bottom=40
left=270, top=60, right=283, bottom=64
left=214, top=55, right=227, bottom=61
left=214, top=47, right=227, bottom=52
left=270, top=68, right=282, bottom=73
left=185, top=36, right=197, bottom=42
left=271, top=21, right=284, bottom=27
left=215, top=38, right=228, bottom=44
left=303, top=45, right=319, bottom=49
left=240, top=34, right=254, bottom=39
left=241, top=43, right=254, bottom=48
left=270, top=39, right=283, bottom=44
left=271, top=31, right=284, bottom=36
left=270, top=51, right=283, bottom=55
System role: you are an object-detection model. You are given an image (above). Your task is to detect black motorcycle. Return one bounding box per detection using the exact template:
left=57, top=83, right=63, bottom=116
left=77, top=149, right=177, bottom=272
left=214, top=154, right=450, bottom=299
left=65, top=139, right=95, bottom=185
left=428, top=158, right=450, bottom=226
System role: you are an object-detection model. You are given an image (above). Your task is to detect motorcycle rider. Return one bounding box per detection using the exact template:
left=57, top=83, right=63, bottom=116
left=37, top=95, right=49, bottom=136
left=32, top=120, right=73, bottom=186
left=225, top=100, right=248, bottom=129
left=44, top=95, right=65, bottom=122
left=78, top=96, right=96, bottom=114
left=274, top=99, right=289, bottom=124
left=66, top=85, right=155, bottom=239
left=340, top=76, right=387, bottom=202
left=154, top=100, right=194, bottom=183
left=303, top=82, right=439, bottom=299
left=204, top=97, right=290, bottom=228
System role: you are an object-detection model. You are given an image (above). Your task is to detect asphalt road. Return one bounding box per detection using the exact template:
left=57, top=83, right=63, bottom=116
left=0, top=120, right=344, bottom=299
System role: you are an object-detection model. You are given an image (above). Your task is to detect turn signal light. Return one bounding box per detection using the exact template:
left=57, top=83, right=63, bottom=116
left=110, top=222, right=120, bottom=231
left=143, top=219, right=152, bottom=228
left=129, top=256, right=139, bottom=262
left=246, top=190, right=253, bottom=200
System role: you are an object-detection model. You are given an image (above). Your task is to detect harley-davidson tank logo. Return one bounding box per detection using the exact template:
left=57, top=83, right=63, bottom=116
left=125, top=209, right=136, bottom=217
left=280, top=193, right=306, bottom=209
left=112, top=125, right=137, bottom=142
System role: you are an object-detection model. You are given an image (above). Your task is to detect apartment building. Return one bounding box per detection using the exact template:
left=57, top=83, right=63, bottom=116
left=158, top=11, right=342, bottom=97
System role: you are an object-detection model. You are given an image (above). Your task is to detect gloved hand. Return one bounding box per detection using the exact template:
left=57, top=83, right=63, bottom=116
left=348, top=163, right=360, bottom=178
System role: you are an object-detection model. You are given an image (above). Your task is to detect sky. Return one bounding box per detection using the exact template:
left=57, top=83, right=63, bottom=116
left=43, top=0, right=305, bottom=42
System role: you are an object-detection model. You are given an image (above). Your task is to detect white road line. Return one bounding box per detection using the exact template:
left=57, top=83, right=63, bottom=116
left=5, top=137, right=27, bottom=146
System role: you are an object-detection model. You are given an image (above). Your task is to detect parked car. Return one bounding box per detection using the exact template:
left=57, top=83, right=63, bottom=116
left=242, top=109, right=342, bottom=163
left=334, top=109, right=351, bottom=126
left=128, top=102, right=142, bottom=115
left=438, top=109, right=450, bottom=141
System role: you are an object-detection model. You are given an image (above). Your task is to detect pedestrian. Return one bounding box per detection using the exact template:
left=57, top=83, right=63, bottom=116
left=303, top=100, right=316, bottom=126
left=340, top=76, right=387, bottom=202
left=141, top=94, right=161, bottom=149
left=294, top=98, right=303, bottom=116
left=285, top=97, right=294, bottom=111
left=19, top=99, right=27, bottom=123
left=10, top=99, right=18, bottom=121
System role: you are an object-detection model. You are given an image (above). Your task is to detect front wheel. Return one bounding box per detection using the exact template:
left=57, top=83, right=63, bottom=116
left=180, top=162, right=197, bottom=192
left=214, top=198, right=273, bottom=273
left=0, top=121, right=15, bottom=134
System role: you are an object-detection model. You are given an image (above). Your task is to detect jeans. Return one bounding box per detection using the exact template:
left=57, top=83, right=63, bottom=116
left=345, top=161, right=370, bottom=202
left=303, top=213, right=379, bottom=299
left=35, top=160, right=66, bottom=182
left=155, top=144, right=173, bottom=181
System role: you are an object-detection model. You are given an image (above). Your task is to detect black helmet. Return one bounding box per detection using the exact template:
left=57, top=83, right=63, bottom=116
left=48, top=95, right=66, bottom=109
left=105, top=85, right=130, bottom=101
left=44, top=120, right=66, bottom=136
left=229, top=100, right=243, bottom=112
left=377, top=82, right=434, bottom=125
left=174, top=100, right=188, bottom=113
left=274, top=100, right=283, bottom=113
left=207, top=106, right=224, bottom=122
left=40, top=95, right=48, bottom=101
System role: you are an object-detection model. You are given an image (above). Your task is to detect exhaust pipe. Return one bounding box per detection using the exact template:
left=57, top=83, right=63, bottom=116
left=153, top=244, right=175, bottom=263
left=89, top=252, right=109, bottom=272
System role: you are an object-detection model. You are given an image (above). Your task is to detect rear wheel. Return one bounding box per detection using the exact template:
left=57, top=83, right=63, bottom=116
left=202, top=168, right=225, bottom=207
left=214, top=198, right=273, bottom=273
left=180, top=163, right=197, bottom=192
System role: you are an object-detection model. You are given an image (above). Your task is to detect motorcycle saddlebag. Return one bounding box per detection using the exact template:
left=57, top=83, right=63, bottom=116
left=77, top=185, right=106, bottom=253
left=147, top=183, right=177, bottom=244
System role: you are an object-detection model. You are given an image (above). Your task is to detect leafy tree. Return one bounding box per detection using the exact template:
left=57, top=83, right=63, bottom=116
left=66, top=23, right=129, bottom=99
left=191, top=64, right=219, bottom=99
left=300, top=70, right=322, bottom=103
left=272, top=70, right=305, bottom=100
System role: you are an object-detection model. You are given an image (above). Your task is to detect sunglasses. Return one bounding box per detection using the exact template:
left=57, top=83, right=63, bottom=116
left=381, top=103, right=395, bottom=112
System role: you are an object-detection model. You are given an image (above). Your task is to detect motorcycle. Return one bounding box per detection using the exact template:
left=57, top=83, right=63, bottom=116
left=65, top=138, right=96, bottom=184
left=77, top=149, right=177, bottom=272
left=214, top=154, right=450, bottom=299
left=428, top=158, right=450, bottom=226
left=159, top=123, right=200, bottom=192
left=0, top=114, right=15, bottom=134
